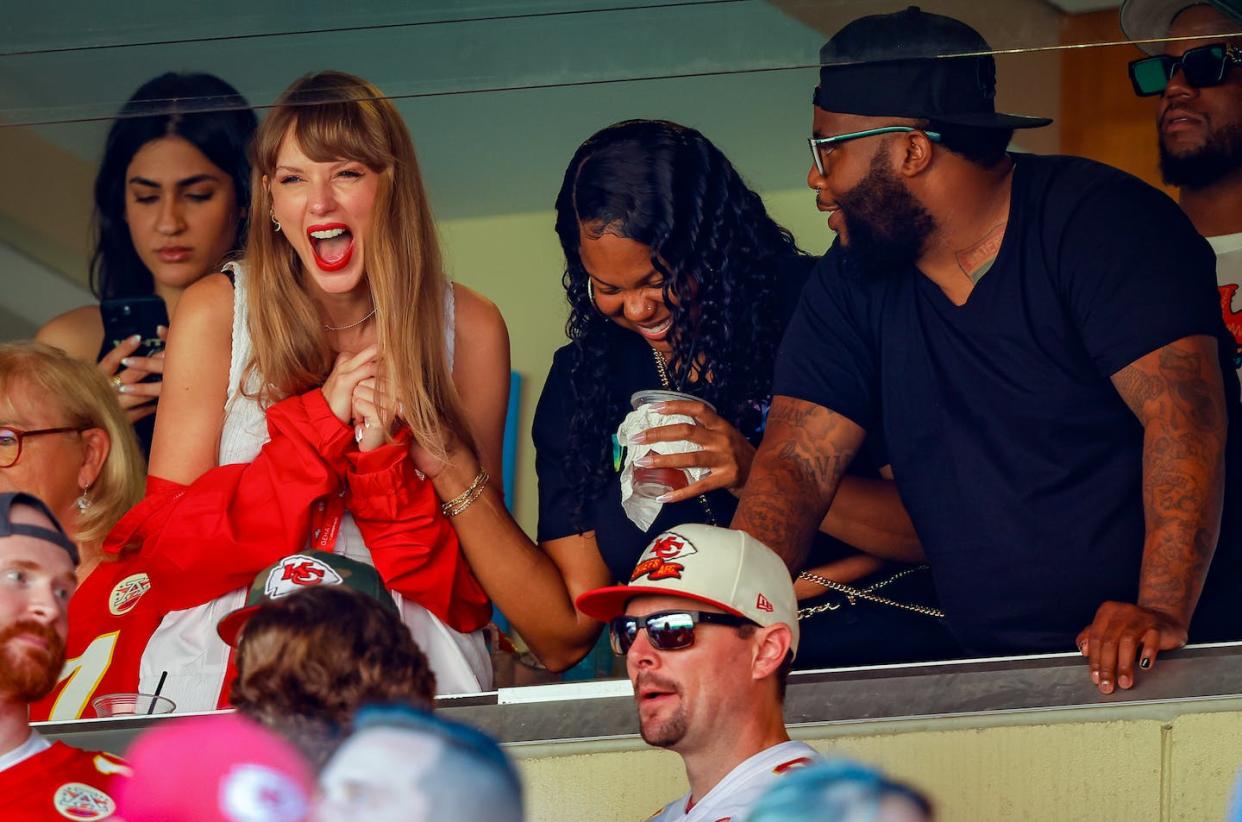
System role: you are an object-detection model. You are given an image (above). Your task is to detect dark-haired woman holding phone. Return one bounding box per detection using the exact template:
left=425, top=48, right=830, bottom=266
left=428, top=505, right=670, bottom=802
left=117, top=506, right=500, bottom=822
left=38, top=72, right=257, bottom=455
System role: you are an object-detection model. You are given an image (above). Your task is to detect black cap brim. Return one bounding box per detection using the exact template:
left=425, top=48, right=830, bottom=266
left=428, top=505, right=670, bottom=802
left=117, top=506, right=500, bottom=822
left=930, top=111, right=1053, bottom=130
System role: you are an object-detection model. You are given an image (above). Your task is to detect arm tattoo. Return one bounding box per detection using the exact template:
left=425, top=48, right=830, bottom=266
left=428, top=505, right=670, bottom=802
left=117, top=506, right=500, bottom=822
left=1111, top=336, right=1227, bottom=624
left=732, top=396, right=864, bottom=569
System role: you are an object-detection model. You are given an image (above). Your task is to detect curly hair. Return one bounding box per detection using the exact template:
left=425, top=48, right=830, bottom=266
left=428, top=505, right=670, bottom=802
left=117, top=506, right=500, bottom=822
left=231, top=586, right=436, bottom=754
left=552, top=119, right=804, bottom=528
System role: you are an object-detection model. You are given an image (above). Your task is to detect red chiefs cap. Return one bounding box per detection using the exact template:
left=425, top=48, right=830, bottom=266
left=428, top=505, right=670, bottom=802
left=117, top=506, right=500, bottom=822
left=575, top=524, right=799, bottom=655
left=216, top=550, right=397, bottom=646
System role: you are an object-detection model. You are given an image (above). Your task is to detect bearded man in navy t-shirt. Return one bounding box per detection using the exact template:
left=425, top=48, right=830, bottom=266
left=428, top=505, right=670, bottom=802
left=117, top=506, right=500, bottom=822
left=733, top=6, right=1242, bottom=695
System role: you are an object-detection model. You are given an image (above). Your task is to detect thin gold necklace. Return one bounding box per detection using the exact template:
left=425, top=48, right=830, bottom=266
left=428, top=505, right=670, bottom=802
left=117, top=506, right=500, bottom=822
left=322, top=304, right=376, bottom=332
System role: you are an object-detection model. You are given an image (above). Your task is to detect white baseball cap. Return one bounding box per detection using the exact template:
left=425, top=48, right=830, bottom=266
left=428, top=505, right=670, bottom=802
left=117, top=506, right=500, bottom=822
left=1121, top=0, right=1242, bottom=55
left=575, top=524, right=800, bottom=655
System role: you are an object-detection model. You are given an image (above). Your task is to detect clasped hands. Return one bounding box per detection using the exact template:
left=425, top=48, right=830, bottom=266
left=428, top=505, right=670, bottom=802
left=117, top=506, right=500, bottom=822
left=628, top=398, right=755, bottom=503
left=1076, top=601, right=1188, bottom=695
left=321, top=345, right=392, bottom=452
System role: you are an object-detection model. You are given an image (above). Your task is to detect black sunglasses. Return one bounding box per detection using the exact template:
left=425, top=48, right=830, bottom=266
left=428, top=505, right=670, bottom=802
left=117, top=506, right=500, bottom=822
left=609, top=609, right=754, bottom=656
left=1129, top=43, right=1242, bottom=97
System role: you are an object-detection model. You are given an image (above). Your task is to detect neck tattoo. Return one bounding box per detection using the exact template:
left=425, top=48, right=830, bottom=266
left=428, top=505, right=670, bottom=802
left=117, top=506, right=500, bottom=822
left=955, top=222, right=1006, bottom=285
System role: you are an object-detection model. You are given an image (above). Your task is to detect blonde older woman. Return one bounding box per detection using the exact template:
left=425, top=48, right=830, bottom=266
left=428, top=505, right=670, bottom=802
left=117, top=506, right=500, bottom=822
left=0, top=341, right=144, bottom=580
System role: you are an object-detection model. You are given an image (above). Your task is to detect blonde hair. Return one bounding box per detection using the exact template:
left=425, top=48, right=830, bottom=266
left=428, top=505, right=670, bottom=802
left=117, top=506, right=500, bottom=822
left=0, top=341, right=144, bottom=545
left=243, top=71, right=470, bottom=456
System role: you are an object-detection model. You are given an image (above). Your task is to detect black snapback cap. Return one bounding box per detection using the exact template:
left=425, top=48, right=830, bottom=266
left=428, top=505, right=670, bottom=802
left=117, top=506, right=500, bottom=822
left=0, top=492, right=79, bottom=565
left=814, top=6, right=1052, bottom=130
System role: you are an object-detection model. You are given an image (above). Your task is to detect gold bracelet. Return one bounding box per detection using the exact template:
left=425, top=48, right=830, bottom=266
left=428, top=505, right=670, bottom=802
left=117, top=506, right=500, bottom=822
left=441, top=469, right=489, bottom=517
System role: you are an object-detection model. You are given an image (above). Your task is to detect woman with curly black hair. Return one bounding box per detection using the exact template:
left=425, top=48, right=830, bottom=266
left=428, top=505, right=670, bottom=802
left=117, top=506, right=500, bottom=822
left=424, top=120, right=959, bottom=671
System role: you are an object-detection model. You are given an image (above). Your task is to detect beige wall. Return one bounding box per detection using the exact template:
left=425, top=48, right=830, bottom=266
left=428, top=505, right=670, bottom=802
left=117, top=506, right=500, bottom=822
left=514, top=703, right=1242, bottom=822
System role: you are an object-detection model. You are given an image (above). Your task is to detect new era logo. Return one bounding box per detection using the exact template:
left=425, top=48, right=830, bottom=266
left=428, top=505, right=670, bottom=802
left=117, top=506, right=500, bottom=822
left=756, top=593, right=774, bottom=612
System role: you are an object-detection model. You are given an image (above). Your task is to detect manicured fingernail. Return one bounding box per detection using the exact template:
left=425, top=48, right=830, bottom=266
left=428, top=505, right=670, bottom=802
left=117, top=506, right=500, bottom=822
left=120, top=358, right=133, bottom=367
left=117, top=385, right=130, bottom=394
left=650, top=402, right=670, bottom=412
left=656, top=493, right=673, bottom=503
left=1101, top=680, right=1113, bottom=694
left=157, top=325, right=167, bottom=334
left=129, top=334, right=142, bottom=343
left=634, top=455, right=654, bottom=467
left=1139, top=657, right=1151, bottom=670
left=628, top=433, right=647, bottom=445
left=1119, top=675, right=1131, bottom=689
left=1091, top=671, right=1099, bottom=684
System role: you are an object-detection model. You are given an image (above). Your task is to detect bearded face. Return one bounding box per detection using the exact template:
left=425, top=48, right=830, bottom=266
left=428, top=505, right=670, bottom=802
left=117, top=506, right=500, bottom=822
left=0, top=619, right=65, bottom=702
left=1160, top=120, right=1242, bottom=189
left=835, top=145, right=937, bottom=274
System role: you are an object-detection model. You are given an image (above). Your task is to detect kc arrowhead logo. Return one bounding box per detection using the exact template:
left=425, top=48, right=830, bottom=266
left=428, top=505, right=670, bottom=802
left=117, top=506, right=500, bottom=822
left=631, top=532, right=698, bottom=582
left=264, top=555, right=343, bottom=600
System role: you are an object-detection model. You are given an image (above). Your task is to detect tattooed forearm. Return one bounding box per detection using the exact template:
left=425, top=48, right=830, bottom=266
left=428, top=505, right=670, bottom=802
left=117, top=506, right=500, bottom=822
left=732, top=396, right=865, bottom=569
left=1111, top=336, right=1227, bottom=624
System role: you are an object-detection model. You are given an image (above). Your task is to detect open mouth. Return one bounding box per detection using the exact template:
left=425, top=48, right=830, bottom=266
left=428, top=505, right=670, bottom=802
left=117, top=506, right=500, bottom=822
left=308, top=223, right=355, bottom=272
left=636, top=317, right=672, bottom=340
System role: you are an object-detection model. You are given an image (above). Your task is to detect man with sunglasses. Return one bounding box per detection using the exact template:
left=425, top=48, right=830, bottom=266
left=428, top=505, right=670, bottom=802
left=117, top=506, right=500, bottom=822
left=0, top=492, right=130, bottom=819
left=1123, top=1, right=1242, bottom=377
left=734, top=6, right=1242, bottom=696
left=577, top=525, right=819, bottom=822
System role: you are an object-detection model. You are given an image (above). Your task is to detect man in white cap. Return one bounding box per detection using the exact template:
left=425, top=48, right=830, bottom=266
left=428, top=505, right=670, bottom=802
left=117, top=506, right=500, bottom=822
left=577, top=524, right=818, bottom=822
left=1122, top=0, right=1242, bottom=378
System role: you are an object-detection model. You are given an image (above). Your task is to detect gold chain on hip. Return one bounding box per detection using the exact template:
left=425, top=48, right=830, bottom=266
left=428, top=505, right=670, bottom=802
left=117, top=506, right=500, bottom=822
left=652, top=349, right=716, bottom=527
left=797, top=565, right=945, bottom=620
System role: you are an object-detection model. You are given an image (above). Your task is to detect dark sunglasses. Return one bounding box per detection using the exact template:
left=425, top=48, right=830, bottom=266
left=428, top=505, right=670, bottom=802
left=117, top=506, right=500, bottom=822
left=1129, top=43, right=1242, bottom=97
left=609, top=609, right=754, bottom=656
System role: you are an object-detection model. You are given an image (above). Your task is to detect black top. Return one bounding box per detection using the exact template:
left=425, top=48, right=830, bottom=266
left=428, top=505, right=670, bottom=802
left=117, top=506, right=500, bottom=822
left=774, top=154, right=1242, bottom=654
left=534, top=254, right=880, bottom=583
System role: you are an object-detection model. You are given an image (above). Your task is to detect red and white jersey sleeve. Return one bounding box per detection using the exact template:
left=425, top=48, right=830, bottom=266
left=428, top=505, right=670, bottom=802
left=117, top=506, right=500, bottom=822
left=29, top=557, right=162, bottom=722
left=646, top=741, right=820, bottom=822
left=0, top=740, right=129, bottom=821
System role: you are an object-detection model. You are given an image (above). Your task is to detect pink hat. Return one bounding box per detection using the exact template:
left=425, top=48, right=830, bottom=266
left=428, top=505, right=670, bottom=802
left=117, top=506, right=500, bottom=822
left=115, top=714, right=313, bottom=822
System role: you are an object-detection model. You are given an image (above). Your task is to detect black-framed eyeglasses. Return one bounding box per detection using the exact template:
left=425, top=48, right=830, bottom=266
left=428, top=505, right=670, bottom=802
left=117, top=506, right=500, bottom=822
left=808, top=126, right=943, bottom=177
left=608, top=609, right=754, bottom=656
left=1129, top=43, right=1242, bottom=97
left=0, top=426, right=87, bottom=469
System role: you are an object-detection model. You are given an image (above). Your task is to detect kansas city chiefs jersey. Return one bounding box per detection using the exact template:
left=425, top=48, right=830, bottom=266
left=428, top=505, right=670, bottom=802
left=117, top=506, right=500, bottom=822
left=30, top=557, right=163, bottom=721
left=0, top=736, right=129, bottom=821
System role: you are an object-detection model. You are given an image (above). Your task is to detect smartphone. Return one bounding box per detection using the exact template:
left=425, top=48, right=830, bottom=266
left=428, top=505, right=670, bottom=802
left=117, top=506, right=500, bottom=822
left=100, top=296, right=169, bottom=383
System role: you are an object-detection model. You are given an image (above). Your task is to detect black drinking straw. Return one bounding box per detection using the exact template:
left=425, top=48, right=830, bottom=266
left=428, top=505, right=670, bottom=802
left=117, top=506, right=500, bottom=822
left=147, top=671, right=168, bottom=715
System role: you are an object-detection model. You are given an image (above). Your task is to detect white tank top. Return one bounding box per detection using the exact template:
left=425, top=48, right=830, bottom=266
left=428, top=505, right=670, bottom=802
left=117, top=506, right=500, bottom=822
left=139, top=262, right=490, bottom=711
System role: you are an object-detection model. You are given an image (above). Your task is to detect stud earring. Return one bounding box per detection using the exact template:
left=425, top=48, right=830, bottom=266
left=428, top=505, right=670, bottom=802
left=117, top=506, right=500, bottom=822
left=270, top=211, right=281, bottom=233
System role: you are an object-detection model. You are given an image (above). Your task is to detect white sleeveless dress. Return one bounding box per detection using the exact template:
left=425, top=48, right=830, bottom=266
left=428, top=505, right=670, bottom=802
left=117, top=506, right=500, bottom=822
left=138, top=262, right=492, bottom=711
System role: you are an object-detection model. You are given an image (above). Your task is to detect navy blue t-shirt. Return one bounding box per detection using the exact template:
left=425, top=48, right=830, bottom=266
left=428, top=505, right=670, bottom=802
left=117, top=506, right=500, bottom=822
left=774, top=154, right=1242, bottom=654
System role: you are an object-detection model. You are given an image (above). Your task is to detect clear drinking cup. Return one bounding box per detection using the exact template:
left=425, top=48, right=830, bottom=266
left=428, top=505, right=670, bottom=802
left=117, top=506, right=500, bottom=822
left=629, top=390, right=715, bottom=500
left=91, top=692, right=176, bottom=717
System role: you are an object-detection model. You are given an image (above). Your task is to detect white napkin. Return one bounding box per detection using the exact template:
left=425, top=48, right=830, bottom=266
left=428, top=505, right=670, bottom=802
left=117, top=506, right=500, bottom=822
left=616, top=405, right=709, bottom=531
